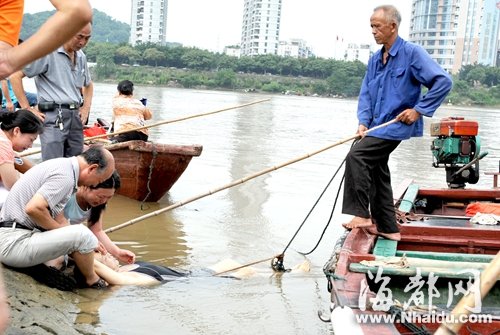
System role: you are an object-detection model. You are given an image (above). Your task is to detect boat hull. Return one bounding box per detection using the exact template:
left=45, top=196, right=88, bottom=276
left=106, top=140, right=202, bottom=202
left=325, top=187, right=500, bottom=334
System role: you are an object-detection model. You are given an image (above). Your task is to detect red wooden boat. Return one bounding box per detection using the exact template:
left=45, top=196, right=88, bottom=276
left=106, top=140, right=202, bottom=202
left=322, top=118, right=500, bottom=334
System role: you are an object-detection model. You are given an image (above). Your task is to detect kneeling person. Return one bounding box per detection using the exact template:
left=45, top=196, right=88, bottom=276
left=0, top=146, right=115, bottom=288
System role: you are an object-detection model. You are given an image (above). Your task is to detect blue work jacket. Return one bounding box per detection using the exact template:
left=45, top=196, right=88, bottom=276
left=358, top=36, right=452, bottom=140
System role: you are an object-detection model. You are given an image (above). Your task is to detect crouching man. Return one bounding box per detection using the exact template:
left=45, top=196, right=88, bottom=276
left=0, top=146, right=115, bottom=288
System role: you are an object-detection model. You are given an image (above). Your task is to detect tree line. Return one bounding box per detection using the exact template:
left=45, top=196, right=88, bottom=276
left=86, top=41, right=500, bottom=105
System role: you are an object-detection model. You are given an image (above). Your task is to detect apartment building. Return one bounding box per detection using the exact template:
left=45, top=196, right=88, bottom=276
left=130, top=0, right=168, bottom=46
left=240, top=0, right=282, bottom=56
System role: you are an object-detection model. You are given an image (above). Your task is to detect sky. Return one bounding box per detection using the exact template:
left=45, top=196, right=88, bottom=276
left=24, top=0, right=412, bottom=58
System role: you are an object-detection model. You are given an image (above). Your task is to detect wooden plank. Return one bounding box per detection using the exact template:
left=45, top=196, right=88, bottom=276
left=395, top=250, right=494, bottom=263
left=373, top=238, right=398, bottom=257
left=392, top=178, right=413, bottom=205
left=349, top=263, right=493, bottom=280
left=375, top=255, right=488, bottom=270
left=398, top=183, right=419, bottom=213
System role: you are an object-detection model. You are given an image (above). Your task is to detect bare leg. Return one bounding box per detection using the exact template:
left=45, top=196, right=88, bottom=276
left=210, top=259, right=257, bottom=279
left=71, top=251, right=100, bottom=286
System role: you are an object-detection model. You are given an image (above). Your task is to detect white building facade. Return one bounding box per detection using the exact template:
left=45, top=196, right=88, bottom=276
left=130, top=0, right=168, bottom=46
left=240, top=0, right=282, bottom=56
left=277, top=39, right=314, bottom=58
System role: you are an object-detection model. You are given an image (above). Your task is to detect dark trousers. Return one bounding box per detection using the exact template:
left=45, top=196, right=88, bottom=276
left=342, top=136, right=401, bottom=233
left=113, top=130, right=148, bottom=143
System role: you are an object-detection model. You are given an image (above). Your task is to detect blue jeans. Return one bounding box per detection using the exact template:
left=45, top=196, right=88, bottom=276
left=1, top=91, right=37, bottom=109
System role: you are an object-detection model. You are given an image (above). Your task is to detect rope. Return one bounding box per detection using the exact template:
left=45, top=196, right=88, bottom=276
left=280, top=140, right=356, bottom=258
left=299, top=173, right=345, bottom=256
left=140, top=142, right=158, bottom=209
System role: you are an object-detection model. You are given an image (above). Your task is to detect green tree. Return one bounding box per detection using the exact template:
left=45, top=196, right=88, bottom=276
left=278, top=57, right=302, bottom=76
left=143, top=48, right=166, bottom=66
left=215, top=69, right=237, bottom=88
left=21, top=9, right=129, bottom=43
left=181, top=48, right=215, bottom=70
left=466, top=67, right=486, bottom=87
left=115, top=46, right=142, bottom=65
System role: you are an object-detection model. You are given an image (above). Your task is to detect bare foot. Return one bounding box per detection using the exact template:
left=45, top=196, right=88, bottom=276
left=342, top=216, right=374, bottom=230
left=363, top=225, right=401, bottom=241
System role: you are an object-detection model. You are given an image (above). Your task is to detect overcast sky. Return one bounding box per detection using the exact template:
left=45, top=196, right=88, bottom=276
left=24, top=0, right=411, bottom=58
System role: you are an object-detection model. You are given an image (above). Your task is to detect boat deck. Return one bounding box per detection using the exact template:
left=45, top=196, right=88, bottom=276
left=398, top=216, right=500, bottom=255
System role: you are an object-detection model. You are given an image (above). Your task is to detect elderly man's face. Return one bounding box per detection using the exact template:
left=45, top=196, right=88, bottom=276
left=370, top=9, right=396, bottom=45
left=68, top=23, right=92, bottom=52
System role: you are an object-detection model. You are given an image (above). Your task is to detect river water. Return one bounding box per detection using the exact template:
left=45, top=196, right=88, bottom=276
left=78, top=83, right=500, bottom=335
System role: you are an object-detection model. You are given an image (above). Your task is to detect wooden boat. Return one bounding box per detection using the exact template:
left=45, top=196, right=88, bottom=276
left=105, top=140, right=202, bottom=202
left=322, top=118, right=500, bottom=334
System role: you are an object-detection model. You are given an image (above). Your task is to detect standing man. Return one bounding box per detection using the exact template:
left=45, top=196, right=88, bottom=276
left=0, top=146, right=115, bottom=288
left=10, top=23, right=93, bottom=160
left=341, top=5, right=452, bottom=241
left=0, top=0, right=92, bottom=80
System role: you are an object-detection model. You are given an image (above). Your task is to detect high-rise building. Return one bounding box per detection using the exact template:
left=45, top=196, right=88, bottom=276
left=240, top=0, right=282, bottom=56
left=130, top=0, right=168, bottom=46
left=409, top=0, right=500, bottom=73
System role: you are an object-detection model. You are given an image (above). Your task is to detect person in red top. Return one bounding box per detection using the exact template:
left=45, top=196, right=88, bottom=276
left=0, top=109, right=43, bottom=206
left=0, top=0, right=92, bottom=80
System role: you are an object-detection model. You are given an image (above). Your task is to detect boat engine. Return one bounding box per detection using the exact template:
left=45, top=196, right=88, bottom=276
left=430, top=117, right=483, bottom=188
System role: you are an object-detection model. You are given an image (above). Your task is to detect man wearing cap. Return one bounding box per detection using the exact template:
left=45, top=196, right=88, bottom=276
left=10, top=22, right=93, bottom=160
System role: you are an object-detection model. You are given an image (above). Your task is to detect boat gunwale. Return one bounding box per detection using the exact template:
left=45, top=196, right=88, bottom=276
left=105, top=140, right=203, bottom=157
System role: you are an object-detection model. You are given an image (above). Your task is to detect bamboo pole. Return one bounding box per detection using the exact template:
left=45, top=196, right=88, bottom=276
left=85, top=98, right=270, bottom=141
left=434, top=251, right=500, bottom=335
left=104, top=118, right=398, bottom=234
left=19, top=98, right=271, bottom=157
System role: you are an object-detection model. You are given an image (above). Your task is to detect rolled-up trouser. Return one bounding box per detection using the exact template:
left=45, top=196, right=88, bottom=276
left=0, top=224, right=98, bottom=267
left=342, top=136, right=401, bottom=233
left=40, top=108, right=83, bottom=161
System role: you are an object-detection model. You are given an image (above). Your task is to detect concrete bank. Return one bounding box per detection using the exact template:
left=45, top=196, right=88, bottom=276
left=3, top=267, right=101, bottom=335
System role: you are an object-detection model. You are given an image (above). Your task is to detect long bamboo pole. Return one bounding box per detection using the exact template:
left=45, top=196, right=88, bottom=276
left=19, top=98, right=270, bottom=157
left=434, top=251, right=500, bottom=335
left=104, top=118, right=398, bottom=234
left=85, top=98, right=271, bottom=141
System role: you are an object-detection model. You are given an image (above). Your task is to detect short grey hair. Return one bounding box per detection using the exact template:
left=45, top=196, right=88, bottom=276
left=81, top=146, right=110, bottom=173
left=374, top=5, right=401, bottom=27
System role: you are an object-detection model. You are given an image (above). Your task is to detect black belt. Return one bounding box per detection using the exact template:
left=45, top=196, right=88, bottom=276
left=58, top=103, right=81, bottom=110
left=38, top=101, right=81, bottom=112
left=0, top=221, right=32, bottom=230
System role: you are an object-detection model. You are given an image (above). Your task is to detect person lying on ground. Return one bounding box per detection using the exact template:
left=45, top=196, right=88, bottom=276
left=92, top=252, right=310, bottom=287
left=0, top=109, right=43, bottom=207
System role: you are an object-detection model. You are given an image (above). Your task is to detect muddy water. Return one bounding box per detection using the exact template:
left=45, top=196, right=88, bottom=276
left=78, top=83, right=500, bottom=335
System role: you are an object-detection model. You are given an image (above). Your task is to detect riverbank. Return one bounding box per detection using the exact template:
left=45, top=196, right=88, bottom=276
left=3, top=267, right=98, bottom=335
left=91, top=65, right=500, bottom=107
